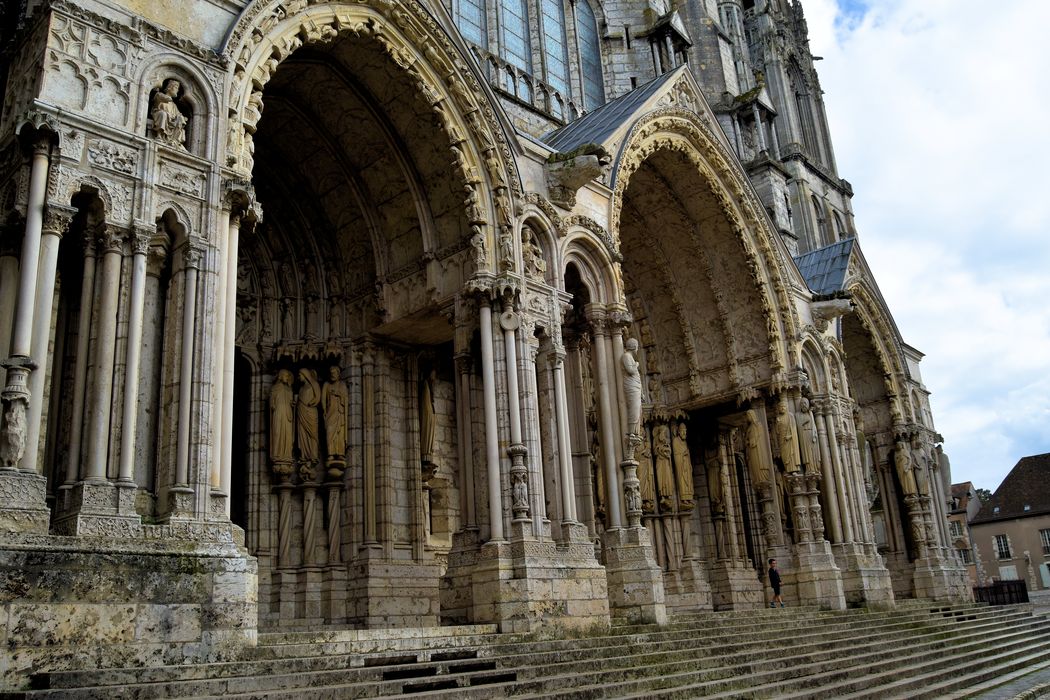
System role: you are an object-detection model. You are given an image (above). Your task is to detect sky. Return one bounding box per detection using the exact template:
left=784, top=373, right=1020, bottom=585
left=799, top=0, right=1050, bottom=493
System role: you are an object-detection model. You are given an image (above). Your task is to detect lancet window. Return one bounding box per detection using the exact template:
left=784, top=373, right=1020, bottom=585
left=576, top=0, right=605, bottom=111
left=455, top=0, right=488, bottom=48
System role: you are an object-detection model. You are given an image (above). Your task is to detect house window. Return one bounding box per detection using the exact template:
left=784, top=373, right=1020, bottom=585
left=949, top=520, right=963, bottom=539
left=998, top=565, right=1018, bottom=581
left=958, top=548, right=972, bottom=564
left=576, top=0, right=605, bottom=111
left=1041, top=528, right=1050, bottom=555
left=994, top=534, right=1011, bottom=560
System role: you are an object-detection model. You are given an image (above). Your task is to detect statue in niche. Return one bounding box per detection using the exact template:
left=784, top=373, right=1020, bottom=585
left=775, top=398, right=801, bottom=473
left=521, top=225, right=546, bottom=280
left=706, top=451, right=726, bottom=558
left=512, top=471, right=529, bottom=511
left=591, top=429, right=605, bottom=520
left=796, top=397, right=819, bottom=473
left=745, top=409, right=771, bottom=486
left=150, top=78, right=188, bottom=149
left=470, top=224, right=486, bottom=272
left=637, top=426, right=656, bottom=513
left=419, top=369, right=436, bottom=470
left=672, top=422, right=694, bottom=511
left=321, top=366, right=348, bottom=467
left=893, top=439, right=918, bottom=496
left=296, top=368, right=321, bottom=478
left=621, top=338, right=642, bottom=439
left=498, top=226, right=514, bottom=272
left=936, top=444, right=952, bottom=491
left=269, top=369, right=295, bottom=473
left=653, top=423, right=675, bottom=511
left=911, top=437, right=930, bottom=496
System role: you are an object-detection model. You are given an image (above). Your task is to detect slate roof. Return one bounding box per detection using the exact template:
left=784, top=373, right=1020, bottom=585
left=544, top=70, right=681, bottom=153
left=971, top=452, right=1050, bottom=524
left=951, top=482, right=974, bottom=501
left=793, top=239, right=854, bottom=295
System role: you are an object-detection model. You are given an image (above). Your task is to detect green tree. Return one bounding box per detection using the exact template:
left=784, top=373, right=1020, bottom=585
left=974, top=488, right=992, bottom=503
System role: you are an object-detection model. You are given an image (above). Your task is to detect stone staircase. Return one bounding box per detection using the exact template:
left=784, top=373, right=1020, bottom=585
left=9, top=602, right=1050, bottom=699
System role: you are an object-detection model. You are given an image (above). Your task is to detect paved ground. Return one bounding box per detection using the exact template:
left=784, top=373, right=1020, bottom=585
left=969, top=591, right=1050, bottom=700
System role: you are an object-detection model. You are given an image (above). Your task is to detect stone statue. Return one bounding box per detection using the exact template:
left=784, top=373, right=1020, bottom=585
left=796, top=397, right=819, bottom=472
left=150, top=78, right=188, bottom=148
left=512, top=471, right=529, bottom=511
left=637, top=427, right=656, bottom=513
left=296, top=368, right=321, bottom=471
left=321, top=366, right=348, bottom=462
left=269, top=369, right=295, bottom=469
left=621, top=338, right=642, bottom=438
left=498, top=226, right=514, bottom=271
left=894, top=440, right=918, bottom=496
left=591, top=429, right=605, bottom=519
left=706, top=451, right=726, bottom=558
left=936, top=444, right=952, bottom=492
left=420, top=369, right=436, bottom=466
left=745, top=409, right=770, bottom=486
left=653, top=423, right=675, bottom=511
left=912, top=439, right=930, bottom=496
left=775, top=398, right=801, bottom=473
left=470, top=225, right=486, bottom=271
left=521, top=225, right=546, bottom=280
left=672, top=421, right=694, bottom=511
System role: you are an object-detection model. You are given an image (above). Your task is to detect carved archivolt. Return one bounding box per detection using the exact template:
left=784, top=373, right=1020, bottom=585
left=847, top=282, right=910, bottom=425
left=222, top=0, right=520, bottom=232
left=609, top=110, right=800, bottom=381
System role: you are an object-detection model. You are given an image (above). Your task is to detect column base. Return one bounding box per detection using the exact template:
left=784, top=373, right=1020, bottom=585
left=322, top=566, right=348, bottom=622
left=913, top=548, right=973, bottom=601
left=833, top=542, right=896, bottom=608
left=794, top=539, right=847, bottom=610
left=165, top=486, right=197, bottom=520
left=664, top=558, right=713, bottom=613
left=295, top=567, right=325, bottom=624
left=0, top=470, right=50, bottom=534
left=603, top=526, right=667, bottom=625
left=708, top=559, right=764, bottom=610
left=51, top=480, right=143, bottom=537
left=347, top=547, right=441, bottom=628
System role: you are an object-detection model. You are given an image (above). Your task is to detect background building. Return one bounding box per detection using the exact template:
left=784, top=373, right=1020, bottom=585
left=970, top=453, right=1050, bottom=590
left=949, top=481, right=982, bottom=585
left=0, top=0, right=968, bottom=685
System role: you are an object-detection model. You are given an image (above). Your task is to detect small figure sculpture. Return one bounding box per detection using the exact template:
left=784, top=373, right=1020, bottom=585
left=637, top=427, right=656, bottom=513
left=775, top=398, right=801, bottom=473
left=653, top=423, right=675, bottom=511
left=894, top=439, right=918, bottom=496
left=150, top=78, right=188, bottom=149
left=269, top=369, right=295, bottom=470
left=498, top=226, right=514, bottom=271
left=621, top=338, right=642, bottom=439
left=521, top=225, right=547, bottom=280
left=745, top=409, right=770, bottom=486
left=470, top=225, right=487, bottom=271
left=296, top=368, right=321, bottom=473
left=321, top=366, right=348, bottom=464
left=512, top=471, right=529, bottom=511
left=672, top=421, right=694, bottom=510
left=796, top=397, right=819, bottom=472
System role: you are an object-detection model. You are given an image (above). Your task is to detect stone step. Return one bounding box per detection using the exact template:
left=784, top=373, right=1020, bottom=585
left=16, top=604, right=1042, bottom=699
left=941, top=658, right=1050, bottom=700
left=22, top=604, right=1023, bottom=696
left=176, top=607, right=1046, bottom=699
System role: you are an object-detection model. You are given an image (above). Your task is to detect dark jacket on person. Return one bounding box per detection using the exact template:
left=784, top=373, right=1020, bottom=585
left=768, top=567, right=781, bottom=590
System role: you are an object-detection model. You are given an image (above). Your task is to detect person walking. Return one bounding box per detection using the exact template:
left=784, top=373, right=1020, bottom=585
left=768, top=558, right=784, bottom=608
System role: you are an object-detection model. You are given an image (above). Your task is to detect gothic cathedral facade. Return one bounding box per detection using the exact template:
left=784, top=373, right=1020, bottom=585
left=0, top=0, right=969, bottom=682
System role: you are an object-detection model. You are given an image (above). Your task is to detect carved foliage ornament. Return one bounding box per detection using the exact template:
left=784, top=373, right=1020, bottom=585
left=224, top=0, right=520, bottom=205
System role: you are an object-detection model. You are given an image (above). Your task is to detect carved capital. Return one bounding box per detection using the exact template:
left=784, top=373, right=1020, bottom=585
left=182, top=241, right=205, bottom=270
left=95, top=224, right=123, bottom=254
left=42, top=204, right=75, bottom=237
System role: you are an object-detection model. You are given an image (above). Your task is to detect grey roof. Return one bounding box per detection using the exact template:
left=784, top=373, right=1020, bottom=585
left=794, top=239, right=854, bottom=295
left=971, top=453, right=1050, bottom=524
left=544, top=70, right=681, bottom=153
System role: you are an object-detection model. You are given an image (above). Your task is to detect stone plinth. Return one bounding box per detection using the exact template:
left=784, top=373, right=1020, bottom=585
left=0, top=525, right=256, bottom=689
left=708, top=559, right=764, bottom=610
left=603, top=526, right=667, bottom=625
left=663, top=558, right=713, bottom=613
left=794, top=539, right=847, bottom=610
left=833, top=542, right=895, bottom=608
left=51, top=480, right=142, bottom=537
left=913, top=548, right=973, bottom=602
left=347, top=548, right=442, bottom=628
left=0, top=470, right=49, bottom=534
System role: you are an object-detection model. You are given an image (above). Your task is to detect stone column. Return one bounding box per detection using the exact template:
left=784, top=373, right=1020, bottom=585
left=361, top=343, right=379, bottom=546
left=116, top=228, right=150, bottom=490
left=589, top=310, right=623, bottom=529
left=217, top=212, right=242, bottom=512
left=814, top=404, right=844, bottom=543
left=171, top=241, right=203, bottom=517
left=20, top=205, right=72, bottom=473
left=478, top=297, right=504, bottom=542
left=826, top=408, right=857, bottom=542
left=454, top=352, right=477, bottom=530
left=84, top=226, right=125, bottom=481
left=61, top=235, right=97, bottom=492
left=786, top=472, right=811, bottom=542
left=0, top=140, right=53, bottom=532
left=0, top=235, right=20, bottom=391
left=550, top=347, right=577, bottom=524
left=499, top=299, right=530, bottom=527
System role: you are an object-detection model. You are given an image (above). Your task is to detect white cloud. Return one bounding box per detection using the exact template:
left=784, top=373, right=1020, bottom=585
left=804, top=0, right=1050, bottom=490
